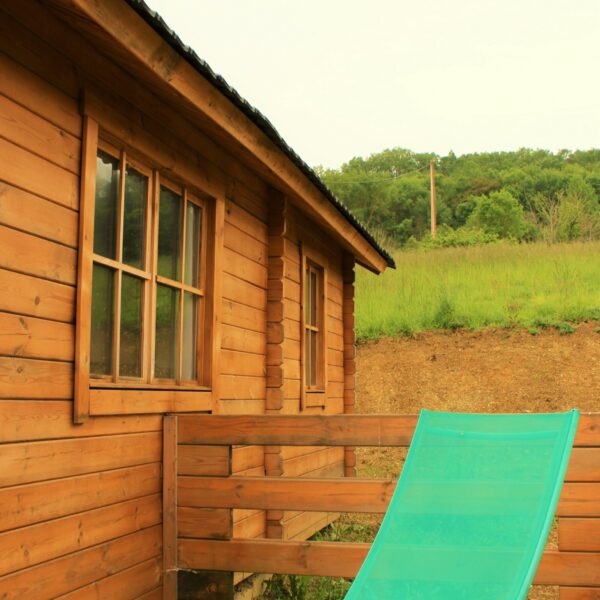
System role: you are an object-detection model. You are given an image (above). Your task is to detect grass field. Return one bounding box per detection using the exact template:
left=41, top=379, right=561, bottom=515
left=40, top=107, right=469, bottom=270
left=356, top=241, right=600, bottom=339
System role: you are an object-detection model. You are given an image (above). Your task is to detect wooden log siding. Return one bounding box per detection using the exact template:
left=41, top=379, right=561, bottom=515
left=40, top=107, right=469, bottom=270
left=175, top=412, right=600, bottom=593
left=265, top=192, right=287, bottom=539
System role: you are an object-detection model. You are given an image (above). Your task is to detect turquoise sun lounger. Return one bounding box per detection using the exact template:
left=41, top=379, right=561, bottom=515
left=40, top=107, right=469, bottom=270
left=346, top=410, right=579, bottom=600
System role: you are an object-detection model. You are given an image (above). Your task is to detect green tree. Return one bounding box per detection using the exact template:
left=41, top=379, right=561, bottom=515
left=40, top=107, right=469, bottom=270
left=467, top=190, right=527, bottom=240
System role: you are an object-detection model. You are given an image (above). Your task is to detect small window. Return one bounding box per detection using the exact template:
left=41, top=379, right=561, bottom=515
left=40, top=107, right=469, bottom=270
left=302, top=251, right=327, bottom=408
left=89, top=144, right=206, bottom=387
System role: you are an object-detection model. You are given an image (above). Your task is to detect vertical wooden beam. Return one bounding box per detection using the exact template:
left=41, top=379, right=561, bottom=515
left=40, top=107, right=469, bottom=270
left=208, top=194, right=225, bottom=410
left=342, top=253, right=356, bottom=477
left=163, top=415, right=178, bottom=599
left=73, top=112, right=98, bottom=423
left=265, top=190, right=287, bottom=538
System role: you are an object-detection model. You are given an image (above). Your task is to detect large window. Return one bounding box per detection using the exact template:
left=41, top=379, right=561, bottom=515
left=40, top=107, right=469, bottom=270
left=302, top=250, right=327, bottom=408
left=90, top=143, right=207, bottom=388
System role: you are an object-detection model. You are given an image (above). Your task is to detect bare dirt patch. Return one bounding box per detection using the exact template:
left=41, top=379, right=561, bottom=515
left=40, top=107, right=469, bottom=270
left=353, top=323, right=600, bottom=600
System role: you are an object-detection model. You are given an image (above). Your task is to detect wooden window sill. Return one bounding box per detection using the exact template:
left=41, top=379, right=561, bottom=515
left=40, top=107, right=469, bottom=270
left=88, top=387, right=212, bottom=416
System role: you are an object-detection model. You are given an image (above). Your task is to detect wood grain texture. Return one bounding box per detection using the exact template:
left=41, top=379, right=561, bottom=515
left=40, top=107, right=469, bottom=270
left=178, top=507, right=230, bottom=540
left=0, top=267, right=74, bottom=322
left=163, top=416, right=177, bottom=600
left=0, top=432, right=161, bottom=487
left=56, top=556, right=162, bottom=600
left=0, top=356, right=72, bottom=399
left=0, top=463, right=161, bottom=532
left=0, top=525, right=161, bottom=599
left=559, top=518, right=600, bottom=551
left=89, top=389, right=212, bottom=415
left=0, top=182, right=78, bottom=247
left=0, top=400, right=161, bottom=443
left=0, top=312, right=73, bottom=361
left=559, top=588, right=600, bottom=600
left=0, top=494, right=160, bottom=576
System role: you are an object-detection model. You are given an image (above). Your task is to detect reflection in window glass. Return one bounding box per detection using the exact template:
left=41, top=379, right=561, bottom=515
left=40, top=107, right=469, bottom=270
left=182, top=293, right=198, bottom=381
left=119, top=274, right=143, bottom=378
left=310, top=270, right=317, bottom=326
left=184, top=202, right=202, bottom=287
left=90, top=263, right=114, bottom=376
left=158, top=186, right=182, bottom=281
left=155, top=284, right=179, bottom=379
left=94, top=151, right=120, bottom=259
left=123, top=167, right=147, bottom=269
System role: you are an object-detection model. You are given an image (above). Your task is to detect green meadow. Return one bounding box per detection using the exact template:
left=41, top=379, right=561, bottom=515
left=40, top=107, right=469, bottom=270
left=356, top=241, right=600, bottom=339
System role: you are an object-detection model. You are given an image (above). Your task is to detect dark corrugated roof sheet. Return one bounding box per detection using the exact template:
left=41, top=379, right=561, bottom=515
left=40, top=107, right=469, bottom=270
left=123, top=0, right=395, bottom=269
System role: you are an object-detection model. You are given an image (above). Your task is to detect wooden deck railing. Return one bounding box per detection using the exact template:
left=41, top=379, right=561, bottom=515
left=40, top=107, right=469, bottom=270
left=164, top=414, right=600, bottom=598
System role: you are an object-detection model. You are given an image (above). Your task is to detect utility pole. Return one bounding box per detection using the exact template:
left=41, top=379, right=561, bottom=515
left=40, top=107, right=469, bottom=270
left=430, top=160, right=437, bottom=238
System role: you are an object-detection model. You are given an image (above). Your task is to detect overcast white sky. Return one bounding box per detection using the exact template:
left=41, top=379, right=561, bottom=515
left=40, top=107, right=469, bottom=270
left=147, top=0, right=600, bottom=169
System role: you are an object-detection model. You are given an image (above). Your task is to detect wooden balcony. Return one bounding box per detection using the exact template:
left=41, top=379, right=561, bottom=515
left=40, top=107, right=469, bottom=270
left=163, top=414, right=600, bottom=598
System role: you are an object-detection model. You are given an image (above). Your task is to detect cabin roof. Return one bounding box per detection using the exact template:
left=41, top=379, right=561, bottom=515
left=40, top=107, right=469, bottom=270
left=123, top=0, right=395, bottom=270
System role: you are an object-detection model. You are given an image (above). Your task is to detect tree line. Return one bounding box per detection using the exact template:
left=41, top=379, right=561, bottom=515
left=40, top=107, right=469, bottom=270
left=316, top=148, right=600, bottom=247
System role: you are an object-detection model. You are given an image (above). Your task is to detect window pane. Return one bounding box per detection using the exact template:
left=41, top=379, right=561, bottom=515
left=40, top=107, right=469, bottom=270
left=182, top=293, right=198, bottom=381
left=90, top=263, right=114, bottom=376
left=305, top=266, right=311, bottom=325
left=94, top=151, right=120, bottom=259
left=123, top=167, right=147, bottom=269
left=158, top=186, right=182, bottom=281
left=184, top=202, right=202, bottom=287
left=304, top=328, right=311, bottom=387
left=155, top=284, right=179, bottom=379
left=119, top=274, right=143, bottom=378
left=310, top=270, right=317, bottom=326
left=310, top=329, right=317, bottom=386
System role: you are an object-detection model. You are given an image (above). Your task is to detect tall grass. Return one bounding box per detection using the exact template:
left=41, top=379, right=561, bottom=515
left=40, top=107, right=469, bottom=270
left=356, top=241, right=600, bottom=339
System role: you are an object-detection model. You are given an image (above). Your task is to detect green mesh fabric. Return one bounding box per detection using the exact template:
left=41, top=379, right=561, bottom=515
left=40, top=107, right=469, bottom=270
left=346, top=410, right=579, bottom=600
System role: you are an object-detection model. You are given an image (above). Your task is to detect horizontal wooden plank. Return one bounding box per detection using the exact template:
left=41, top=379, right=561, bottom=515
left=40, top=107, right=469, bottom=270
left=89, top=388, right=212, bottom=415
left=224, top=222, right=267, bottom=266
left=178, top=538, right=367, bottom=577
left=0, top=182, right=78, bottom=247
left=137, top=586, right=163, bottom=600
left=282, top=447, right=344, bottom=478
left=222, top=272, right=266, bottom=312
left=232, top=446, right=264, bottom=473
left=179, top=538, right=599, bottom=584
left=0, top=400, right=161, bottom=443
left=221, top=323, right=266, bottom=356
left=0, top=463, right=161, bottom=532
left=178, top=507, right=231, bottom=540
left=536, top=551, right=600, bottom=586
left=575, top=414, right=600, bottom=446
left=178, top=476, right=395, bottom=512
left=0, top=432, right=161, bottom=488
left=220, top=375, right=266, bottom=401
left=557, top=483, right=600, bottom=517
left=559, top=518, right=600, bottom=551
left=0, top=92, right=80, bottom=173
left=0, top=267, right=74, bottom=322
left=0, top=53, right=81, bottom=137
left=222, top=299, right=266, bottom=334
left=0, top=136, right=78, bottom=208
left=177, top=414, right=600, bottom=447
left=0, top=223, right=76, bottom=284
left=178, top=414, right=417, bottom=446
left=232, top=510, right=265, bottom=539
left=56, top=556, right=162, bottom=600
left=0, top=494, right=160, bottom=576
left=559, top=588, right=600, bottom=600
left=220, top=349, right=265, bottom=377
left=178, top=445, right=230, bottom=477
left=0, top=356, right=72, bottom=399
left=0, top=525, right=161, bottom=599
left=567, top=448, right=600, bottom=481
left=223, top=247, right=267, bottom=289
left=225, top=200, right=267, bottom=244
left=0, top=311, right=73, bottom=361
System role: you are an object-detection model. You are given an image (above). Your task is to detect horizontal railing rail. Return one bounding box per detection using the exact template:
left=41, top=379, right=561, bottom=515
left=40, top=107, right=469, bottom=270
left=168, top=413, right=600, bottom=591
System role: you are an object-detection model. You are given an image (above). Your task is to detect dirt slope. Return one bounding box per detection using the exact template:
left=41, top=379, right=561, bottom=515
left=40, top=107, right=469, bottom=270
left=356, top=322, right=600, bottom=415
left=354, top=323, right=600, bottom=600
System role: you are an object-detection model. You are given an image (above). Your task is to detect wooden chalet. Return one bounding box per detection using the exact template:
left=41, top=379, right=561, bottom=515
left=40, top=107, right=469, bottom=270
left=1, top=2, right=600, bottom=599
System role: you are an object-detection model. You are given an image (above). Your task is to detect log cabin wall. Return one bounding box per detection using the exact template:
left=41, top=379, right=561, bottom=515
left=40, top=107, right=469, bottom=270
left=0, top=1, right=358, bottom=596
